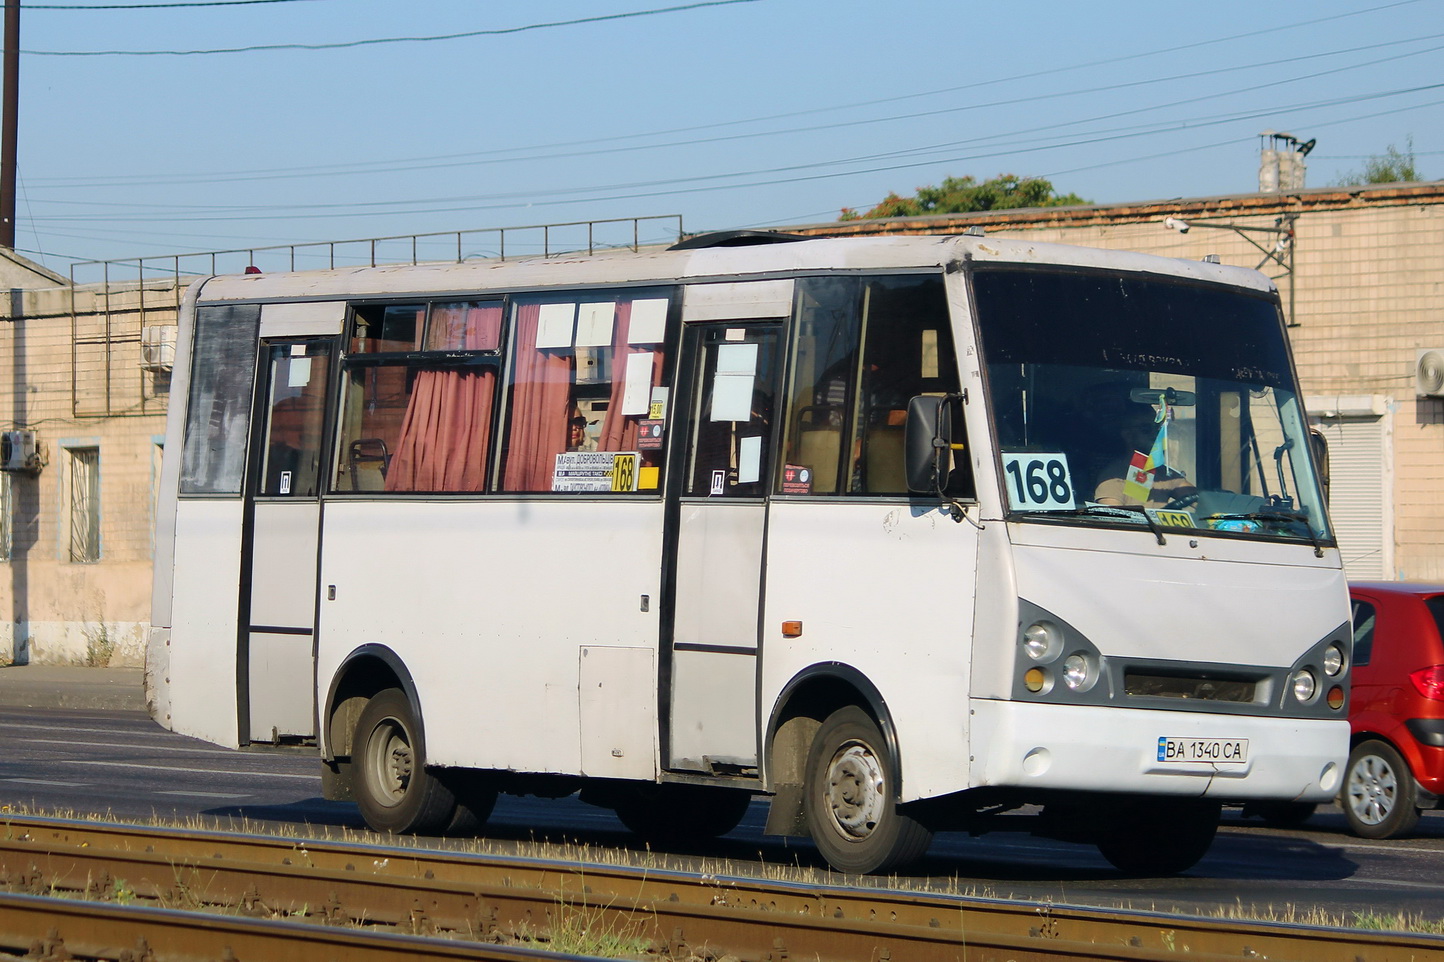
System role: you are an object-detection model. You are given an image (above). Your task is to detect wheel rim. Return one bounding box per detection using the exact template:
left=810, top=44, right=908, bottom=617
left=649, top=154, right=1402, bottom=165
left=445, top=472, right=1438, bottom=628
left=365, top=716, right=414, bottom=807
left=1346, top=752, right=1397, bottom=826
left=823, top=739, right=886, bottom=841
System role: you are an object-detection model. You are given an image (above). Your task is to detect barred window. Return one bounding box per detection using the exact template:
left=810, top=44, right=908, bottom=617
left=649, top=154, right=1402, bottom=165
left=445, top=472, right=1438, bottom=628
left=68, top=447, right=101, bottom=563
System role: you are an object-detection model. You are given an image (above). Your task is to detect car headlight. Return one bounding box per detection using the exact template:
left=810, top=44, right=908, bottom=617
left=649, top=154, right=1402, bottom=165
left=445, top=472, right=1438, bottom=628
left=1291, top=669, right=1317, bottom=703
left=1322, top=644, right=1345, bottom=677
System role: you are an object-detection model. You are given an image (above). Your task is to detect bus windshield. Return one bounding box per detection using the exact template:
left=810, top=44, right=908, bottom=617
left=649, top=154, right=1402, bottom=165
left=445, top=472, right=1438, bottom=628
left=973, top=267, right=1331, bottom=543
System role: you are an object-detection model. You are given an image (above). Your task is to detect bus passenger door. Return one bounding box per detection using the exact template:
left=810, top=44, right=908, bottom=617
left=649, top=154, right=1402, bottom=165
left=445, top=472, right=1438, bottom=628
left=241, top=338, right=335, bottom=743
left=665, top=321, right=781, bottom=774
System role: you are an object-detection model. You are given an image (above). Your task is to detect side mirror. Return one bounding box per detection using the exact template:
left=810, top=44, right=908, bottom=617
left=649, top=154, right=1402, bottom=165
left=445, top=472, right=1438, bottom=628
left=905, top=395, right=952, bottom=493
left=1309, top=428, right=1330, bottom=505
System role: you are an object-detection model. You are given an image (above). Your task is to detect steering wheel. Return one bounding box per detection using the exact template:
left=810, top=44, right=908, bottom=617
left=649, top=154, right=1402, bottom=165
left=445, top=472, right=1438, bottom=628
left=1161, top=491, right=1200, bottom=510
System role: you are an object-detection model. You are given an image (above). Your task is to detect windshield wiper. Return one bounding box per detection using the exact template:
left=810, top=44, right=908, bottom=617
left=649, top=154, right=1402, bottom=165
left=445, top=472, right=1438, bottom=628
left=1011, top=505, right=1166, bottom=545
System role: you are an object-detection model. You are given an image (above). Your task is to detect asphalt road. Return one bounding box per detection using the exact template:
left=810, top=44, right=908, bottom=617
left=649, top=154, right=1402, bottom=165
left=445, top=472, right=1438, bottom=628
left=2, top=704, right=1441, bottom=925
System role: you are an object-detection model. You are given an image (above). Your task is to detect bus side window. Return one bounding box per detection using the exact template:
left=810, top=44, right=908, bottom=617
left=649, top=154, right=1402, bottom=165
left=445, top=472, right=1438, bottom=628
left=776, top=274, right=964, bottom=497
left=851, top=276, right=963, bottom=495
left=333, top=302, right=501, bottom=494
left=180, top=304, right=261, bottom=495
left=500, top=293, right=672, bottom=494
left=778, top=277, right=859, bottom=496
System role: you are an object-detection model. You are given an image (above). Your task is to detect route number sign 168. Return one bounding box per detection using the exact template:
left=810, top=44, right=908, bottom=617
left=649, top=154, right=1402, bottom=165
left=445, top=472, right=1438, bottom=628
left=1001, top=453, right=1076, bottom=511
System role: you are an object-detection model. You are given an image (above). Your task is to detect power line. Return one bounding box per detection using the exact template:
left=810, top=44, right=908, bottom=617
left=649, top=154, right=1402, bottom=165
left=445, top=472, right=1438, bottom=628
left=23, top=31, right=1444, bottom=191
left=32, top=86, right=1444, bottom=224
left=23, top=0, right=764, bottom=55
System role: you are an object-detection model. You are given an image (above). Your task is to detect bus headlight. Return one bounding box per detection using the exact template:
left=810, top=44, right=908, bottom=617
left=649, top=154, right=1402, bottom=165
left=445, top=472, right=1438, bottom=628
left=1022, top=622, right=1061, bottom=662
left=1062, top=653, right=1095, bottom=691
left=1291, top=669, right=1317, bottom=703
left=1322, top=644, right=1345, bottom=677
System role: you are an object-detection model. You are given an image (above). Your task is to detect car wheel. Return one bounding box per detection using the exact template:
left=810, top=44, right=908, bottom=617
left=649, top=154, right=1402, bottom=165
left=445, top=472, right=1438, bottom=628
left=803, top=706, right=932, bottom=874
left=1343, top=739, right=1421, bottom=839
left=353, top=688, right=458, bottom=835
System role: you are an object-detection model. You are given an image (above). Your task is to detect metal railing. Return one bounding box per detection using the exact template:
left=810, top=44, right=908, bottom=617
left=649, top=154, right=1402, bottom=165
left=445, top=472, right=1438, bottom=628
left=67, top=214, right=686, bottom=289
left=62, top=215, right=686, bottom=418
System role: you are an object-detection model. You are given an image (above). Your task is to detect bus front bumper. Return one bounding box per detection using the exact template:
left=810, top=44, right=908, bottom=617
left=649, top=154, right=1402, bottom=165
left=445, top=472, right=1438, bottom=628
left=967, top=699, right=1347, bottom=803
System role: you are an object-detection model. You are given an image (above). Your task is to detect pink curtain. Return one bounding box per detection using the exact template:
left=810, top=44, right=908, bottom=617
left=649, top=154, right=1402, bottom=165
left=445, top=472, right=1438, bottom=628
left=385, top=305, right=502, bottom=492
left=502, top=302, right=573, bottom=491
left=427, top=302, right=501, bottom=351
left=597, top=300, right=666, bottom=451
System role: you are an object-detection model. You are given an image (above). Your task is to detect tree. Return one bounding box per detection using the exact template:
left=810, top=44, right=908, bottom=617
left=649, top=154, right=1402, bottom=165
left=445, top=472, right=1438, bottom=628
left=1334, top=138, right=1421, bottom=186
left=840, top=173, right=1089, bottom=221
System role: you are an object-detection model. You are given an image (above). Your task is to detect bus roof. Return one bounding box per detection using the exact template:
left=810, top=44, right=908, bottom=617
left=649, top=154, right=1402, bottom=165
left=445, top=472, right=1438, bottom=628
left=191, top=232, right=1277, bottom=305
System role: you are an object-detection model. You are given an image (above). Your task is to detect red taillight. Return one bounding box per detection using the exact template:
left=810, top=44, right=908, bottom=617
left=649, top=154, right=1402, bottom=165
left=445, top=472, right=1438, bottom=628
left=1409, top=666, right=1444, bottom=700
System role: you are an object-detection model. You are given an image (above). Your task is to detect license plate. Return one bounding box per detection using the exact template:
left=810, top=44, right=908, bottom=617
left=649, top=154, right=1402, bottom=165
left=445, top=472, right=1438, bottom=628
left=1156, top=736, right=1248, bottom=763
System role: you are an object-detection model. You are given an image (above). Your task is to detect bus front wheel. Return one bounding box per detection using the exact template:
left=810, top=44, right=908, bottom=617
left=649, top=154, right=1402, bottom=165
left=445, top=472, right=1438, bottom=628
left=353, top=689, right=458, bottom=835
left=803, top=706, right=932, bottom=874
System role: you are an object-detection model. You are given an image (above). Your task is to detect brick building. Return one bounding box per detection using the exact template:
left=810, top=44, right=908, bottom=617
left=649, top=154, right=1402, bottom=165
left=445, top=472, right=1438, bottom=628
left=0, top=258, right=179, bottom=665
left=1, top=180, right=1441, bottom=664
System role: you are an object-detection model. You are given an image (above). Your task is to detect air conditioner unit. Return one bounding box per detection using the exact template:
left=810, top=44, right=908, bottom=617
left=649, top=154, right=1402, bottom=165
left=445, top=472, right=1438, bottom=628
left=0, top=430, right=38, bottom=472
left=1417, top=348, right=1444, bottom=398
left=140, top=325, right=177, bottom=373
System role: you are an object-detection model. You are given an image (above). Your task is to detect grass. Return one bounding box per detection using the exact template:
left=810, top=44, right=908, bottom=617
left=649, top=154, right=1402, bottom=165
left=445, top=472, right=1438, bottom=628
left=3, top=802, right=1443, bottom=939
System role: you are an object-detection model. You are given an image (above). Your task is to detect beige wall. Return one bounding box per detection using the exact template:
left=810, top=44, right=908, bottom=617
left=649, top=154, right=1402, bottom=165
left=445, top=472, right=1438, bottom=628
left=0, top=275, right=175, bottom=665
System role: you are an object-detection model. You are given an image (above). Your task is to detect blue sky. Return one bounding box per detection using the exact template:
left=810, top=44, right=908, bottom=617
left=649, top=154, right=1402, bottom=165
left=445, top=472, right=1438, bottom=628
left=13, top=0, right=1443, bottom=275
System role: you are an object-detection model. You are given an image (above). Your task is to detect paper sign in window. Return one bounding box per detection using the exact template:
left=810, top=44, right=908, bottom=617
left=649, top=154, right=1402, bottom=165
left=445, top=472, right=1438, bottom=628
left=621, top=352, right=654, bottom=415
left=575, top=302, right=615, bottom=348
left=287, top=358, right=312, bottom=388
left=711, top=343, right=758, bottom=422
left=536, top=303, right=576, bottom=349
left=628, top=298, right=668, bottom=344
left=738, top=435, right=762, bottom=484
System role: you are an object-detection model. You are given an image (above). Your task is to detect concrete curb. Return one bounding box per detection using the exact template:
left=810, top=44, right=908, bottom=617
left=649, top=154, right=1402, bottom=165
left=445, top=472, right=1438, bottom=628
left=0, top=665, right=146, bottom=713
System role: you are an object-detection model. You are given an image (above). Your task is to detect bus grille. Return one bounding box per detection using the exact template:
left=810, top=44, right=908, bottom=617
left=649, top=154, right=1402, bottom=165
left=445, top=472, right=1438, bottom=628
left=1124, top=670, right=1262, bottom=703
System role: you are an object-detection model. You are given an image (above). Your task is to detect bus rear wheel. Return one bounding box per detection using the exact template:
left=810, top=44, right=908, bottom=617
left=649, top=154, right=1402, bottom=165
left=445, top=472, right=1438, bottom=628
left=1095, top=797, right=1220, bottom=875
left=353, top=689, right=458, bottom=835
left=803, top=706, right=932, bottom=874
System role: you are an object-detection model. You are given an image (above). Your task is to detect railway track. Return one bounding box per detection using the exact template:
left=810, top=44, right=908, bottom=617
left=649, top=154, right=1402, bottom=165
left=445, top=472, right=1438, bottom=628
left=0, top=813, right=1439, bottom=962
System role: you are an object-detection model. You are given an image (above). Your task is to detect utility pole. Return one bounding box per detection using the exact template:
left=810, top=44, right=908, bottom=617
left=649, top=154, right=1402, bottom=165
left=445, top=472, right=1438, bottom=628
left=0, top=0, right=16, bottom=249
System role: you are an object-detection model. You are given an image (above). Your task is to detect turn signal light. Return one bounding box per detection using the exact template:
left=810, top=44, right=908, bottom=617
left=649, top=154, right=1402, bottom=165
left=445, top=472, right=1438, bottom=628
left=1409, top=665, right=1444, bottom=701
left=781, top=621, right=803, bottom=638
left=1326, top=686, right=1345, bottom=710
left=1024, top=667, right=1046, bottom=693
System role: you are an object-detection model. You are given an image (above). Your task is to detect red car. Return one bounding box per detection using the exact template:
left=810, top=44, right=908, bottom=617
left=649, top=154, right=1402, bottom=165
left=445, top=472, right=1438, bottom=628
left=1343, top=581, right=1444, bottom=838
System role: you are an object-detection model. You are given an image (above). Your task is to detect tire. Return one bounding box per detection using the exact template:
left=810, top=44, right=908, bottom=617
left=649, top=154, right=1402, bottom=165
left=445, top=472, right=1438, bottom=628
left=613, top=784, right=752, bottom=843
left=1245, top=801, right=1317, bottom=828
left=802, top=706, right=932, bottom=874
left=1343, top=739, right=1421, bottom=839
left=441, top=770, right=500, bottom=837
left=352, top=689, right=458, bottom=835
left=1095, top=798, right=1220, bottom=875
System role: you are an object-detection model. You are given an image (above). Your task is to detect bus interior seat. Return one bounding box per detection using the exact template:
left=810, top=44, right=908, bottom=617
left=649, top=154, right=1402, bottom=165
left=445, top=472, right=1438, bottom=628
left=348, top=438, right=391, bottom=491
left=795, top=405, right=842, bottom=493
left=864, top=412, right=907, bottom=492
